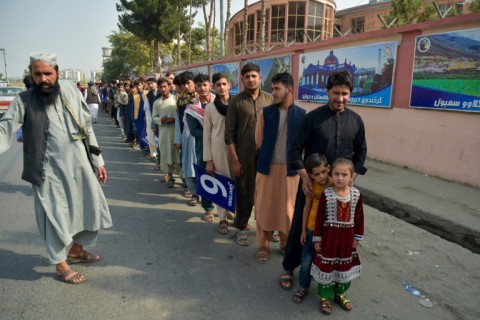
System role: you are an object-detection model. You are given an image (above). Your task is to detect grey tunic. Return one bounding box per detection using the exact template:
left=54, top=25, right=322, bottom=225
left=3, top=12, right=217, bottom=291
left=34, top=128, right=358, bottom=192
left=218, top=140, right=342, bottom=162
left=0, top=80, right=112, bottom=263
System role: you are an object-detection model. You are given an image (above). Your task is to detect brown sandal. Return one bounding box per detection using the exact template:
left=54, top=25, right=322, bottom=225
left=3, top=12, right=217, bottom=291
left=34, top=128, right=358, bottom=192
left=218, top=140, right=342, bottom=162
left=334, top=294, right=353, bottom=311
left=203, top=211, right=215, bottom=223
left=56, top=268, right=86, bottom=284
left=256, top=247, right=269, bottom=264
left=188, top=196, right=199, bottom=206
left=67, top=250, right=100, bottom=264
left=321, top=298, right=332, bottom=315
left=279, top=270, right=293, bottom=290
left=218, top=220, right=229, bottom=235
left=293, top=288, right=308, bottom=303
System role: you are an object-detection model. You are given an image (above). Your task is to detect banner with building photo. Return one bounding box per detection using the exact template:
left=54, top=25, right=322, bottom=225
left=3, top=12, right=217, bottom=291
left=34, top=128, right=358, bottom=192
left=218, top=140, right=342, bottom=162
left=188, top=66, right=209, bottom=76
left=245, top=55, right=292, bottom=92
left=298, top=42, right=397, bottom=108
left=211, top=62, right=240, bottom=95
left=410, top=28, right=480, bottom=113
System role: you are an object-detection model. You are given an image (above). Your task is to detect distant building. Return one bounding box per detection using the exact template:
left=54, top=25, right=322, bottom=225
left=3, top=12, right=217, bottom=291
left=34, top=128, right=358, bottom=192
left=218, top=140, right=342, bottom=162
left=226, top=0, right=469, bottom=55
left=90, top=70, right=102, bottom=83
left=60, top=69, right=81, bottom=82
left=227, top=0, right=336, bottom=55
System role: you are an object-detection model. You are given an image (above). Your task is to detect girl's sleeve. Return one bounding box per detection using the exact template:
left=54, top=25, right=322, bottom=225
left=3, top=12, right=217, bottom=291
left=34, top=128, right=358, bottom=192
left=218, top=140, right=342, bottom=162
left=354, top=193, right=365, bottom=241
left=312, top=192, right=326, bottom=242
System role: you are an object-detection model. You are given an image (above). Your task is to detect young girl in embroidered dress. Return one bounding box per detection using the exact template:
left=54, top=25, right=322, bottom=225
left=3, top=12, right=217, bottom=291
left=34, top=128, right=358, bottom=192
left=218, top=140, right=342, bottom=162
left=310, top=157, right=364, bottom=315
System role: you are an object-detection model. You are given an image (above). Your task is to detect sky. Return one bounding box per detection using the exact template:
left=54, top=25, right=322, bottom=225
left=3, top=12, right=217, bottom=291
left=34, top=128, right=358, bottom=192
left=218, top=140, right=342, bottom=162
left=0, top=0, right=368, bottom=79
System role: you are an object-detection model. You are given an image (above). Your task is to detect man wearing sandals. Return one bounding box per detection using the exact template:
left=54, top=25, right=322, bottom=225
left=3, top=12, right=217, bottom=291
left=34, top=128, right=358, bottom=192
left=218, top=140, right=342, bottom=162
left=185, top=73, right=216, bottom=220
left=0, top=52, right=112, bottom=284
left=203, top=72, right=235, bottom=233
left=225, top=63, right=274, bottom=246
left=254, top=73, right=305, bottom=262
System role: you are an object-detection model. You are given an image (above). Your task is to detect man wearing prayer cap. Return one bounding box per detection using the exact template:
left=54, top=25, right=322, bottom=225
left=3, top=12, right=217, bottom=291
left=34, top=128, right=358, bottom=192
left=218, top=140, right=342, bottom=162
left=0, top=52, right=112, bottom=284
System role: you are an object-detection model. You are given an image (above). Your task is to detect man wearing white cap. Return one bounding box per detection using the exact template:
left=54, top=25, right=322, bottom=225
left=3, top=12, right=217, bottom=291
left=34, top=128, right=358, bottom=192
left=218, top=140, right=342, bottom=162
left=0, top=52, right=112, bottom=284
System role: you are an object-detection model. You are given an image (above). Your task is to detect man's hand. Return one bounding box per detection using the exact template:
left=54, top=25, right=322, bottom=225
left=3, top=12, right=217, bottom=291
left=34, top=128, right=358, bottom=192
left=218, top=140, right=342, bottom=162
left=205, top=161, right=215, bottom=175
left=301, top=176, right=313, bottom=198
left=97, top=166, right=107, bottom=184
left=231, top=159, right=243, bottom=177
left=174, top=143, right=181, bottom=151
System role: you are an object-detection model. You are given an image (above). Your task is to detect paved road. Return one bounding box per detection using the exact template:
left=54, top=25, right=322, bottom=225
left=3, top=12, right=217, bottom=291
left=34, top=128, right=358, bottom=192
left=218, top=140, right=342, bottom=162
left=0, top=114, right=478, bottom=320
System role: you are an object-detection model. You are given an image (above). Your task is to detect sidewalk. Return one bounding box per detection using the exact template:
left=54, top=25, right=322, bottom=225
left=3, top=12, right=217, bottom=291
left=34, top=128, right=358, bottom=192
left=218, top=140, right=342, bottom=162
left=356, top=158, right=480, bottom=253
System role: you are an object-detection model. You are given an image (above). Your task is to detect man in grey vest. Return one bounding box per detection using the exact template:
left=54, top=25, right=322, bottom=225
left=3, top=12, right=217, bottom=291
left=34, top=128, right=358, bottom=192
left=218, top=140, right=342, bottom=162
left=0, top=52, right=112, bottom=284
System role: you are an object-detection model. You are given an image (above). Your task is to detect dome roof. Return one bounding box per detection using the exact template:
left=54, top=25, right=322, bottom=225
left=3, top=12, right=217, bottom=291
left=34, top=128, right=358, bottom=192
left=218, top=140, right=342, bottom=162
left=324, top=50, right=339, bottom=66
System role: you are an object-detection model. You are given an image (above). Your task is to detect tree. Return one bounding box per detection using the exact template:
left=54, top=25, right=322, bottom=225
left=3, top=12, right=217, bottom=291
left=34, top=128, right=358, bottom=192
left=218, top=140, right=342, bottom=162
left=102, top=31, right=150, bottom=80
left=384, top=0, right=436, bottom=27
left=242, top=0, right=248, bottom=54
left=470, top=0, right=480, bottom=12
left=259, top=0, right=267, bottom=52
left=224, top=0, right=232, bottom=56
left=117, top=0, right=189, bottom=72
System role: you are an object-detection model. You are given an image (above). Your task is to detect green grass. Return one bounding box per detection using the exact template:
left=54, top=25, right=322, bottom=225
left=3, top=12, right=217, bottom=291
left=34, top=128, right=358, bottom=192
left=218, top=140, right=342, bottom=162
left=412, top=79, right=480, bottom=96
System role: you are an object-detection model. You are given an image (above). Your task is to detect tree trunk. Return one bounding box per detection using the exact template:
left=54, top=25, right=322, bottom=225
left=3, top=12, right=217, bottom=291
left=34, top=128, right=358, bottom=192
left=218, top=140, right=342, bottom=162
left=188, top=0, right=193, bottom=64
left=153, top=39, right=160, bottom=72
left=202, top=0, right=215, bottom=61
left=224, top=0, right=231, bottom=56
left=177, top=5, right=181, bottom=65
left=242, top=0, right=248, bottom=55
left=259, top=0, right=266, bottom=52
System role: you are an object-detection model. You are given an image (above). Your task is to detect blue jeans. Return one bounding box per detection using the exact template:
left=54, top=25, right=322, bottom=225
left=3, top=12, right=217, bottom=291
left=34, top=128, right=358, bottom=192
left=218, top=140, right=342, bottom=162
left=299, top=229, right=314, bottom=290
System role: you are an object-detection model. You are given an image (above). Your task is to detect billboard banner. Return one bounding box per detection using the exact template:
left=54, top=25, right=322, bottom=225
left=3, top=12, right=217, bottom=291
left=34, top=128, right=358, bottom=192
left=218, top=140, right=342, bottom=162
left=410, top=28, right=480, bottom=113
left=298, top=42, right=397, bottom=108
left=211, top=62, right=240, bottom=95
left=245, top=55, right=292, bottom=92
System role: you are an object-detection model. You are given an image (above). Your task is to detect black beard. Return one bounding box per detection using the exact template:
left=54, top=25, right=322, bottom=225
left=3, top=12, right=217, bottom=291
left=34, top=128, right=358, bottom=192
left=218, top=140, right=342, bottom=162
left=33, top=81, right=61, bottom=106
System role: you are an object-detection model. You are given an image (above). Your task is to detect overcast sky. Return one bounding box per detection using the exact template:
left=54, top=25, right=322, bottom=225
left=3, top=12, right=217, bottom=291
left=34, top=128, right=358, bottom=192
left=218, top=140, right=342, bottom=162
left=0, top=0, right=367, bottom=79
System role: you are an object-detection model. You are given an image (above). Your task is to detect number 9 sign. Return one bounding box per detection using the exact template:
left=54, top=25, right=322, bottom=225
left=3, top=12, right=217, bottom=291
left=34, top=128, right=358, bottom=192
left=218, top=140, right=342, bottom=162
left=194, top=164, right=236, bottom=212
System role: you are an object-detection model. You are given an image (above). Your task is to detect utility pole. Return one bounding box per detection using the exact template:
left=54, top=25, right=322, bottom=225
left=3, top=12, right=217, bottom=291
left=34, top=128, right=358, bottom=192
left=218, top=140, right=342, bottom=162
left=0, top=48, right=8, bottom=85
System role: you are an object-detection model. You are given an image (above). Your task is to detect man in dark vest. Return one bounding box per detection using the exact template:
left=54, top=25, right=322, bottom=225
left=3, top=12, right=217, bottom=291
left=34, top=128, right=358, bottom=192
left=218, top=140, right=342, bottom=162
left=0, top=52, right=112, bottom=284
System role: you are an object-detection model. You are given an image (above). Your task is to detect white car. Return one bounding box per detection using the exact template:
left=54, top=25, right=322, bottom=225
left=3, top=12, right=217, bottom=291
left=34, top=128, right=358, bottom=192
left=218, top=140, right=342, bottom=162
left=0, top=86, right=25, bottom=117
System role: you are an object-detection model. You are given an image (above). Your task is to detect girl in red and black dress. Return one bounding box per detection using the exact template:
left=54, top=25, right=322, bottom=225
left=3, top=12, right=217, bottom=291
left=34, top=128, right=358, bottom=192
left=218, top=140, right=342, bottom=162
left=311, top=157, right=364, bottom=315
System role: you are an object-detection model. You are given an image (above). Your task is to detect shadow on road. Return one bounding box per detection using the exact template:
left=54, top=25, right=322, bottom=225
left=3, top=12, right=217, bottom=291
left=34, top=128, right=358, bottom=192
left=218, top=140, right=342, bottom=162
left=0, top=249, right=48, bottom=281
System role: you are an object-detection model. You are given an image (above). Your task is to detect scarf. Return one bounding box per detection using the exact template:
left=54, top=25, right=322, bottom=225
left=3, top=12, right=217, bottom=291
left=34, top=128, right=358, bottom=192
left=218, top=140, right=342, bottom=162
left=213, top=95, right=229, bottom=116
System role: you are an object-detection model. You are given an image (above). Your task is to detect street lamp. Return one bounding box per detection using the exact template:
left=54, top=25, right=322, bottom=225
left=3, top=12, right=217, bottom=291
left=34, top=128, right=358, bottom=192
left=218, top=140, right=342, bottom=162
left=0, top=48, right=8, bottom=85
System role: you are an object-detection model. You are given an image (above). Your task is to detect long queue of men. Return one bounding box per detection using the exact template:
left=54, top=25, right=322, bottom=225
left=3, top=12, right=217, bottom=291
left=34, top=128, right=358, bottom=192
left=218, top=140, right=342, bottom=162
left=78, top=65, right=367, bottom=308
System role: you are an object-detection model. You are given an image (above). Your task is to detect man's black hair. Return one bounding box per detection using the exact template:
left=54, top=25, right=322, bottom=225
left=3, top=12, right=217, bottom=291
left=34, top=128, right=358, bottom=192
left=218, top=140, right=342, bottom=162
left=212, top=72, right=229, bottom=85
left=271, top=72, right=294, bottom=88
left=179, top=71, right=194, bottom=85
left=157, top=77, right=170, bottom=86
left=173, top=75, right=181, bottom=86
left=165, top=71, right=175, bottom=77
left=241, top=63, right=260, bottom=76
left=193, top=73, right=210, bottom=84
left=326, top=71, right=353, bottom=92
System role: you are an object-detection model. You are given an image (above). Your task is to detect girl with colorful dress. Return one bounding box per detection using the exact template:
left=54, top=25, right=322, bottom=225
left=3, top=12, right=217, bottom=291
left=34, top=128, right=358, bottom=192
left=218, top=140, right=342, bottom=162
left=311, top=157, right=364, bottom=315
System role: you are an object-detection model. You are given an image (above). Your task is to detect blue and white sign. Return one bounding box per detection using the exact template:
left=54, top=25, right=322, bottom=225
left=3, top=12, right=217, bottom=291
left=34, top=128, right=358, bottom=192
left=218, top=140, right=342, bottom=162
left=194, top=164, right=236, bottom=212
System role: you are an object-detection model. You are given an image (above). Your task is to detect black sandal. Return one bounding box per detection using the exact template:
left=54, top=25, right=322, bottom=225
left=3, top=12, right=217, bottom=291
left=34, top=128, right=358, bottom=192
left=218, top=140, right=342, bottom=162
left=292, top=288, right=308, bottom=303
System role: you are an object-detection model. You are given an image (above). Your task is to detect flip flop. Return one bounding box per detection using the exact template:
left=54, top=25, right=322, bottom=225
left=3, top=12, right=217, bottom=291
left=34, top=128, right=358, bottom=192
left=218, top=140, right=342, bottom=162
left=279, top=270, right=293, bottom=290
left=56, top=268, right=86, bottom=284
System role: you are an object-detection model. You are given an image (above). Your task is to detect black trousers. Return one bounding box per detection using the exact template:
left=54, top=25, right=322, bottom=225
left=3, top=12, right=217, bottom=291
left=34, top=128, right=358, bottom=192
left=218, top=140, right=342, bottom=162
left=282, top=181, right=306, bottom=272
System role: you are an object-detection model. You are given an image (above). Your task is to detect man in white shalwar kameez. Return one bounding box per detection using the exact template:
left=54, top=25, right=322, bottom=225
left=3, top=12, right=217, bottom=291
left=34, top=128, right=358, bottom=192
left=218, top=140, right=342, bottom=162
left=0, top=52, right=112, bottom=284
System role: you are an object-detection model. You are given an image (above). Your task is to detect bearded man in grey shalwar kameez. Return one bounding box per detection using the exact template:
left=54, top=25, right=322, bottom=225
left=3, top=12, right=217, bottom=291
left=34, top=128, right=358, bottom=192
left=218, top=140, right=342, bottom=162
left=0, top=52, right=112, bottom=284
